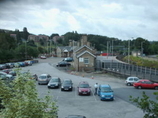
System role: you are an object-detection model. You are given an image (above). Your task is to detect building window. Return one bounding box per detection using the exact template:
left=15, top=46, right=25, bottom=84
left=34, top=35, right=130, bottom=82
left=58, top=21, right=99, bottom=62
left=84, top=58, right=89, bottom=64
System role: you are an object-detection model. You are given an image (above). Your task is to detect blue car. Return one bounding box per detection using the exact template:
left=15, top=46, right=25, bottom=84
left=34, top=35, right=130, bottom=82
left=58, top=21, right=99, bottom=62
left=97, top=84, right=114, bottom=101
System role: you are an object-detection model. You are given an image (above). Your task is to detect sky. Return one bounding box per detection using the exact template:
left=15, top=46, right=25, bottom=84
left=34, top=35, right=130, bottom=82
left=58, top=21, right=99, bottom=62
left=0, top=0, right=158, bottom=41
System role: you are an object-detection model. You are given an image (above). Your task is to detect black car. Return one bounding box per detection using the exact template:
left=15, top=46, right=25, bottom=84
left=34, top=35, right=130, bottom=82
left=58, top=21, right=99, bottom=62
left=63, top=57, right=74, bottom=62
left=61, top=79, right=73, bottom=91
left=47, top=77, right=61, bottom=88
left=56, top=61, right=71, bottom=67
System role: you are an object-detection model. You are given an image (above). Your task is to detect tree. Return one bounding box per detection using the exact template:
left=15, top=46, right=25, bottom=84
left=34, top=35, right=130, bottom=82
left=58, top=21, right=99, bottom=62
left=130, top=91, right=158, bottom=118
left=0, top=69, right=58, bottom=118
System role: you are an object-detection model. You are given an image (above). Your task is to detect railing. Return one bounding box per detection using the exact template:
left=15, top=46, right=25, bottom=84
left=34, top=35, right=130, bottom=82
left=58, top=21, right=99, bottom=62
left=95, top=60, right=158, bottom=82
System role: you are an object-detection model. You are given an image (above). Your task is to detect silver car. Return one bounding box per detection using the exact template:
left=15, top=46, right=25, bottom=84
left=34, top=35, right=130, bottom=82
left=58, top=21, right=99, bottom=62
left=38, top=74, right=51, bottom=85
left=125, top=76, right=140, bottom=86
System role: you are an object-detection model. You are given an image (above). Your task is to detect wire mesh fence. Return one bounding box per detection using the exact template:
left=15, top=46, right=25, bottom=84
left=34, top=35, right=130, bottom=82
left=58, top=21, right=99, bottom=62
left=95, top=60, right=158, bottom=82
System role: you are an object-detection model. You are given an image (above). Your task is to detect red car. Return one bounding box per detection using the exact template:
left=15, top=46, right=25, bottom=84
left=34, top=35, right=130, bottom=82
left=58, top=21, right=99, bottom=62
left=77, top=81, right=91, bottom=95
left=133, top=79, right=158, bottom=89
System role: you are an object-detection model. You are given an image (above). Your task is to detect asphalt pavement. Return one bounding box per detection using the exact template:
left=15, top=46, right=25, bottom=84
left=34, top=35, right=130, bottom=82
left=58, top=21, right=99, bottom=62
left=22, top=57, right=145, bottom=118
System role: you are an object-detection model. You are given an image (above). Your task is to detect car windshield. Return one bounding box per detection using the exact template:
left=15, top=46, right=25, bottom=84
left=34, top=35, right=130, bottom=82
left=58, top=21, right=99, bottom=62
left=79, top=84, right=89, bottom=88
left=50, top=79, right=58, bottom=82
left=63, top=83, right=71, bottom=86
left=39, top=76, right=46, bottom=79
left=101, top=87, right=112, bottom=92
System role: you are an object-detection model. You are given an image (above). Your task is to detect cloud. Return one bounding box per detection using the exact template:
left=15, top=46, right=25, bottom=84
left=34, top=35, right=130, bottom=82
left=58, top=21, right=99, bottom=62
left=0, top=0, right=158, bottom=41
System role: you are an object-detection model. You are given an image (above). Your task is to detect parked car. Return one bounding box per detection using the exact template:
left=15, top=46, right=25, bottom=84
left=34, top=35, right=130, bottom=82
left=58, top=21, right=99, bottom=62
left=77, top=81, right=91, bottom=95
left=0, top=71, right=14, bottom=81
left=2, top=69, right=12, bottom=74
left=63, top=57, right=74, bottom=62
left=13, top=62, right=20, bottom=67
left=0, top=64, right=6, bottom=70
left=61, top=79, right=73, bottom=91
left=31, top=74, right=38, bottom=80
left=97, top=84, right=114, bottom=101
left=56, top=61, right=71, bottom=67
left=48, top=77, right=61, bottom=88
left=125, top=76, right=140, bottom=86
left=65, top=115, right=86, bottom=118
left=9, top=70, right=16, bottom=76
left=133, top=79, right=158, bottom=89
left=38, top=74, right=51, bottom=85
left=5, top=63, right=14, bottom=68
left=25, top=60, right=32, bottom=66
left=40, top=55, right=47, bottom=59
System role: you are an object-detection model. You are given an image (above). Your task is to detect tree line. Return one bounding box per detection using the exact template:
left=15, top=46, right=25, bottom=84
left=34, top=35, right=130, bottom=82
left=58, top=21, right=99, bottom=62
left=0, top=28, right=158, bottom=63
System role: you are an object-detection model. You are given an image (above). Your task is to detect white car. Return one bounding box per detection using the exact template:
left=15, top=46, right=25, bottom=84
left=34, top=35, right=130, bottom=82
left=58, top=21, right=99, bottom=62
left=0, top=71, right=14, bottom=80
left=125, top=76, right=140, bottom=86
left=38, top=74, right=51, bottom=85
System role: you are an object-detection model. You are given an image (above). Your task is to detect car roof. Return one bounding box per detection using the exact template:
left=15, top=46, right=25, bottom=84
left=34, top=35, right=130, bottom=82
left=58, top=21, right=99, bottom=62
left=63, top=79, right=71, bottom=81
left=51, top=77, right=59, bottom=79
left=40, top=74, right=48, bottom=76
left=100, top=84, right=111, bottom=88
left=127, top=76, right=139, bottom=78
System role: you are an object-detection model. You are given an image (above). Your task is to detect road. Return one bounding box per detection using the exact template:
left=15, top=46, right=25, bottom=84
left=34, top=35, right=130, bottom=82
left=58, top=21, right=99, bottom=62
left=21, top=57, right=151, bottom=118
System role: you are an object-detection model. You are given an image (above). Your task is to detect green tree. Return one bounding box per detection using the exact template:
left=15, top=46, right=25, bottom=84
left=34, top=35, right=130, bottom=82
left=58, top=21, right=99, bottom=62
left=0, top=69, right=58, bottom=118
left=130, top=91, right=158, bottom=118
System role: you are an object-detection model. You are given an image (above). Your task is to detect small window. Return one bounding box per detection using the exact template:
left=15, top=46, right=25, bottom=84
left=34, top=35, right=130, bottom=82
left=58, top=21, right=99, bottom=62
left=84, top=58, right=89, bottom=64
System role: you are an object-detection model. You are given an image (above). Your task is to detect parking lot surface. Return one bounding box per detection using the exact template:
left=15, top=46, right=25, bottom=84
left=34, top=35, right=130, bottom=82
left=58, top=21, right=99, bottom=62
left=22, top=57, right=144, bottom=118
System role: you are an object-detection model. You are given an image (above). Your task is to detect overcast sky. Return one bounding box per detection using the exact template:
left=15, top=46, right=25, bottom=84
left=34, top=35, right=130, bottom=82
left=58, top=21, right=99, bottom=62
left=0, top=0, right=158, bottom=41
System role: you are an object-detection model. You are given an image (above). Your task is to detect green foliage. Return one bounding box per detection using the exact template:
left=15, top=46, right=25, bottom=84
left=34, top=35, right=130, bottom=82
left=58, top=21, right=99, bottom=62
left=123, top=56, right=158, bottom=69
left=0, top=69, right=58, bottom=118
left=130, top=91, right=158, bottom=118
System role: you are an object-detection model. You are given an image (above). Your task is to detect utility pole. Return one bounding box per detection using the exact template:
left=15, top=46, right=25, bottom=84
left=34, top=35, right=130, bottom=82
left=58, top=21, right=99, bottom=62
left=128, top=40, right=130, bottom=64
left=141, top=41, right=145, bottom=56
left=107, top=41, right=109, bottom=59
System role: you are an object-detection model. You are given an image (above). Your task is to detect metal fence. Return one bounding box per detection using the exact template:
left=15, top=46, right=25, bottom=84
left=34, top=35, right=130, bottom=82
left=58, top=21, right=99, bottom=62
left=95, top=60, right=158, bottom=81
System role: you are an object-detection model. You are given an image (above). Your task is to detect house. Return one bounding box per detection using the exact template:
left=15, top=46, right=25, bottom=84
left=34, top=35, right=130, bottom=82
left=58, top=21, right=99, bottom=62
left=73, top=35, right=96, bottom=72
left=56, top=46, right=73, bottom=57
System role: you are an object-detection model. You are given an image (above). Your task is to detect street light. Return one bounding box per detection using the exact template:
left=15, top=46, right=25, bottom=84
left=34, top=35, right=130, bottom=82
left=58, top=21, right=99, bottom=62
left=141, top=41, right=145, bottom=56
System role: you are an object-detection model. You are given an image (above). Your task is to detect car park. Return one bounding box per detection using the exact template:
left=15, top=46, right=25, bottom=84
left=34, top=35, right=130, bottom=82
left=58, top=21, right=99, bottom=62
left=77, top=81, right=91, bottom=95
left=63, top=57, right=74, bottom=62
left=56, top=61, right=71, bottom=67
left=97, top=84, right=114, bottom=101
left=38, top=74, right=51, bottom=85
left=133, top=79, right=158, bottom=89
left=48, top=77, right=61, bottom=88
left=61, top=79, right=73, bottom=91
left=125, top=76, right=140, bottom=86
left=65, top=115, right=86, bottom=118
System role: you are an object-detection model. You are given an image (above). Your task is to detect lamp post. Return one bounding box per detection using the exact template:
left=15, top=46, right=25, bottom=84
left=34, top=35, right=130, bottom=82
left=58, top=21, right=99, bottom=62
left=141, top=41, right=145, bottom=56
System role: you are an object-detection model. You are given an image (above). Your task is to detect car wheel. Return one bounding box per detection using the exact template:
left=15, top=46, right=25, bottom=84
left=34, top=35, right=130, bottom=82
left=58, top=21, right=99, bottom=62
left=155, top=86, right=158, bottom=90
left=38, top=83, right=40, bottom=85
left=138, top=86, right=142, bottom=89
left=127, top=83, right=131, bottom=86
